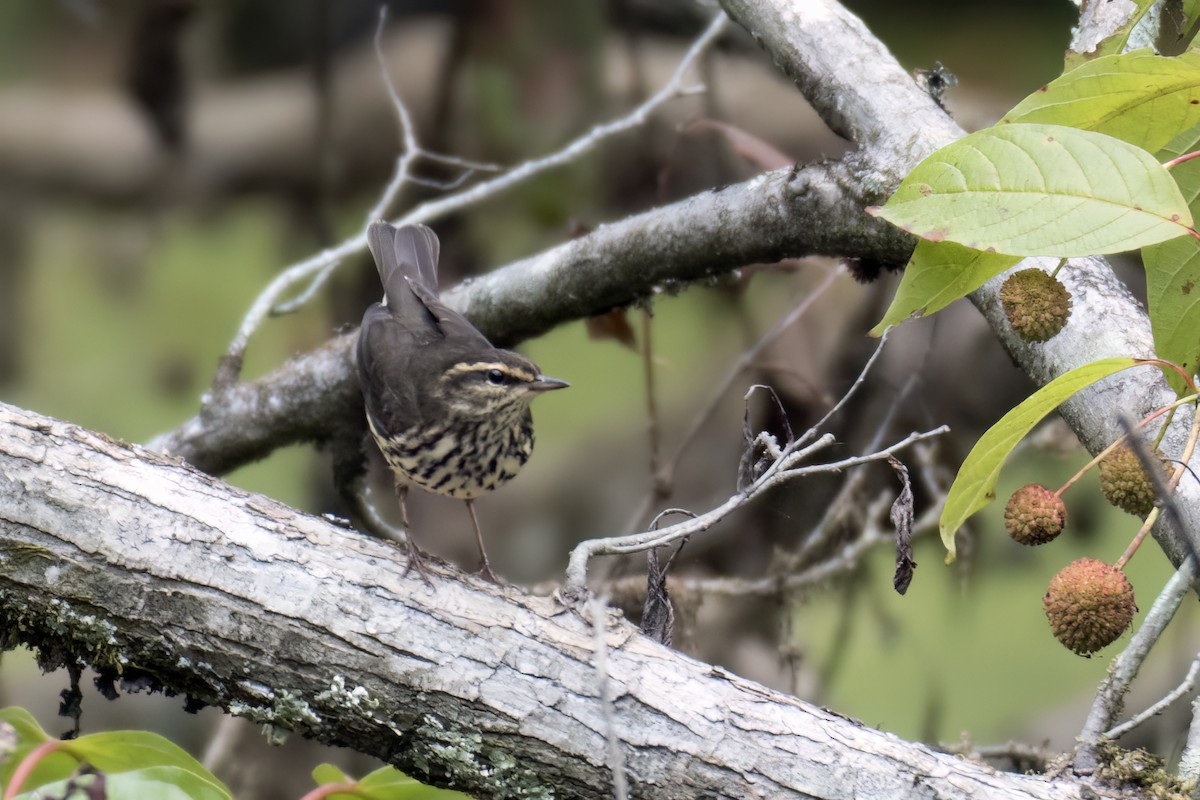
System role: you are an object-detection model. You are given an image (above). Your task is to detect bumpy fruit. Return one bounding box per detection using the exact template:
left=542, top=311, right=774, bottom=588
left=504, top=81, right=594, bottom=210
left=1043, top=558, right=1135, bottom=656
left=1004, top=484, right=1066, bottom=545
left=999, top=268, right=1072, bottom=342
left=1099, top=445, right=1168, bottom=517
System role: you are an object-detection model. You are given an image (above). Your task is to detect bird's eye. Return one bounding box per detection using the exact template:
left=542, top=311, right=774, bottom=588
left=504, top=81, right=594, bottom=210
left=486, top=368, right=506, bottom=385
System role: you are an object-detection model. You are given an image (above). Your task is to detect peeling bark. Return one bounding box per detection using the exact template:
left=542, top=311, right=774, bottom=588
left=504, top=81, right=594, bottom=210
left=0, top=403, right=1101, bottom=799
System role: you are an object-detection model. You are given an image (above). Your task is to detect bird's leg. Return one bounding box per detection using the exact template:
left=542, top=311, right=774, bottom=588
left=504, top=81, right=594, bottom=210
left=396, top=483, right=433, bottom=585
left=465, top=499, right=501, bottom=583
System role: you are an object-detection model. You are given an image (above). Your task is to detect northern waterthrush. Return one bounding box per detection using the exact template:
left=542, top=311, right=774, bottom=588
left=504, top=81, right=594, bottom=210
left=356, top=221, right=568, bottom=581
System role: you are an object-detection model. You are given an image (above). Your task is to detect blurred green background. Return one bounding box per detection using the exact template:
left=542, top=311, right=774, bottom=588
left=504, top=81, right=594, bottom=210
left=0, top=0, right=1189, bottom=796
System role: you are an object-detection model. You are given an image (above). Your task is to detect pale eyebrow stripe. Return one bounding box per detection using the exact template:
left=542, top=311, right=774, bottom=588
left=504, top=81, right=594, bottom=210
left=441, top=362, right=536, bottom=382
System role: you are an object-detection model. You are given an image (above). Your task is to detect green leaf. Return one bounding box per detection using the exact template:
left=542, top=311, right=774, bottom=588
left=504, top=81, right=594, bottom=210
left=14, top=766, right=230, bottom=800
left=0, top=707, right=48, bottom=748
left=871, top=123, right=1193, bottom=257
left=1144, top=124, right=1200, bottom=394
left=66, top=730, right=232, bottom=799
left=359, top=766, right=472, bottom=799
left=1003, top=50, right=1200, bottom=154
left=1159, top=121, right=1200, bottom=164
left=1144, top=236, right=1200, bottom=394
left=0, top=714, right=233, bottom=799
left=939, top=357, right=1140, bottom=560
left=69, top=730, right=212, bottom=777
left=870, top=241, right=1020, bottom=335
left=0, top=707, right=76, bottom=793
left=313, top=763, right=353, bottom=786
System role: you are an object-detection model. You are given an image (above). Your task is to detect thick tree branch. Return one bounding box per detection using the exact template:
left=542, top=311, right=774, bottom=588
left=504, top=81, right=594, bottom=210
left=0, top=403, right=1113, bottom=799
left=148, top=161, right=911, bottom=472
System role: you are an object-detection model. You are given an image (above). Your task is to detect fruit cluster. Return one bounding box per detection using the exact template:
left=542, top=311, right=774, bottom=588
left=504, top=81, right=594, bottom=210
left=1005, top=445, right=1166, bottom=655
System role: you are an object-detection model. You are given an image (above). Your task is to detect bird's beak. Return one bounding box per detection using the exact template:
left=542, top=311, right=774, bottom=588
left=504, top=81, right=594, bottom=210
left=529, top=375, right=570, bottom=392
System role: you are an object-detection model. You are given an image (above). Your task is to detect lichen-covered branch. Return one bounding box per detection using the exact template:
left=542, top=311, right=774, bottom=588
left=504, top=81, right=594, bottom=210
left=0, top=403, right=1112, bottom=798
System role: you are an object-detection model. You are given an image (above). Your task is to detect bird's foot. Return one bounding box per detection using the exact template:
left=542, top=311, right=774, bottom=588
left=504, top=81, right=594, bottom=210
left=475, top=558, right=505, bottom=585
left=403, top=539, right=436, bottom=588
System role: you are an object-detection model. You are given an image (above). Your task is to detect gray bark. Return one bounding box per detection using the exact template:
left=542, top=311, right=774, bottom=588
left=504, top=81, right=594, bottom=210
left=0, top=402, right=1102, bottom=799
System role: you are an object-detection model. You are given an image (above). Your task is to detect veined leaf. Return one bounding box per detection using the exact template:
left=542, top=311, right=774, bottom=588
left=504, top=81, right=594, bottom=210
left=313, top=763, right=352, bottom=786
left=870, top=241, right=1020, bottom=335
left=1159, top=120, right=1200, bottom=163
left=14, top=766, right=231, bottom=800
left=1144, top=236, right=1200, bottom=393
left=1144, top=124, right=1200, bottom=394
left=1003, top=50, right=1200, bottom=154
left=871, top=123, right=1193, bottom=257
left=940, top=357, right=1140, bottom=560
left=65, top=730, right=232, bottom=799
left=359, top=765, right=472, bottom=799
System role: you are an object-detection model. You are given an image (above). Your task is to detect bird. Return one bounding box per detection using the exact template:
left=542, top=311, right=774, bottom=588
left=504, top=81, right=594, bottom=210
left=355, top=220, right=568, bottom=582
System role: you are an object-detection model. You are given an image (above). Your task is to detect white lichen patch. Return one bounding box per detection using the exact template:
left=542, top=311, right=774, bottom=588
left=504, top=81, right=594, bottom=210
left=316, top=675, right=379, bottom=712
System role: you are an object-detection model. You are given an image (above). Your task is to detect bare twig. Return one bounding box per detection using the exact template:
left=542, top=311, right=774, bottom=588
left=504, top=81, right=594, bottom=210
left=658, top=497, right=939, bottom=599
left=564, top=328, right=940, bottom=595
left=560, top=481, right=943, bottom=604
left=1074, top=554, right=1199, bottom=775
left=782, top=371, right=920, bottom=574
left=1106, top=653, right=1200, bottom=740
left=392, top=14, right=726, bottom=230
left=217, top=12, right=729, bottom=387
left=1180, top=692, right=1200, bottom=791
left=564, top=426, right=948, bottom=594
left=797, top=329, right=891, bottom=448
left=940, top=737, right=1058, bottom=774
left=641, top=307, right=665, bottom=505
left=588, top=596, right=629, bottom=800
left=622, top=265, right=843, bottom=532
left=365, top=6, right=431, bottom=224
left=217, top=7, right=421, bottom=384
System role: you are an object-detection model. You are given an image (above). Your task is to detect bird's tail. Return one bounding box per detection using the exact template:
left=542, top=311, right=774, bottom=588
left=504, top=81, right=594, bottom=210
left=367, top=221, right=442, bottom=308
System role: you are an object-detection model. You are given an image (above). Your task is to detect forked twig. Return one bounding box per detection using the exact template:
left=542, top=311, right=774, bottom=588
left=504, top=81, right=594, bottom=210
left=621, top=266, right=843, bottom=532
left=1106, top=653, right=1200, bottom=740
left=215, top=12, right=729, bottom=389
left=564, top=423, right=947, bottom=594
left=565, top=330, right=947, bottom=595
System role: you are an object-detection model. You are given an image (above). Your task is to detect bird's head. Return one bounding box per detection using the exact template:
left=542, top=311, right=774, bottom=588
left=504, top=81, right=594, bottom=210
left=435, top=348, right=568, bottom=422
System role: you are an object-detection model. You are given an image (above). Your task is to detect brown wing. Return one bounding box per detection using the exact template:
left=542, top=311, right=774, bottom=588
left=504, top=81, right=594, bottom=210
left=359, top=222, right=495, bottom=429
left=366, top=220, right=491, bottom=349
left=356, top=302, right=422, bottom=430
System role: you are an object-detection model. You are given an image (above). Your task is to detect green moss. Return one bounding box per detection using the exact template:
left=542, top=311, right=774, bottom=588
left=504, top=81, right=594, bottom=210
left=229, top=688, right=322, bottom=747
left=0, top=591, right=125, bottom=673
left=1096, top=742, right=1194, bottom=799
left=410, top=714, right=554, bottom=799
